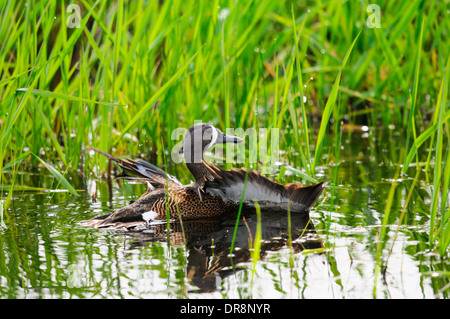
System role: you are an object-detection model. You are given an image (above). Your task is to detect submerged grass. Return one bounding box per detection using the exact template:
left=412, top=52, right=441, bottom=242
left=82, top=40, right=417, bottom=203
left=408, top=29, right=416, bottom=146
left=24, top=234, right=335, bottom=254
left=0, top=0, right=449, bottom=255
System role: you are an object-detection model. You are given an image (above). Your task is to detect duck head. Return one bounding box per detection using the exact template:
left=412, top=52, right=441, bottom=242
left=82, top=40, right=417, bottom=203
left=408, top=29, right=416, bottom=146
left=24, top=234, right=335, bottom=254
left=182, top=123, right=243, bottom=164
left=180, top=123, right=242, bottom=185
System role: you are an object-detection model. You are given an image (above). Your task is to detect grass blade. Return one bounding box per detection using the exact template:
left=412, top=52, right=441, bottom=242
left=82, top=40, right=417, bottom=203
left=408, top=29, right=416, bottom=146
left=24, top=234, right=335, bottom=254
left=16, top=88, right=126, bottom=107
left=112, top=47, right=203, bottom=146
left=2, top=151, right=31, bottom=171
left=283, top=166, right=318, bottom=183
left=312, top=29, right=361, bottom=172
left=403, top=18, right=424, bottom=172
left=229, top=168, right=249, bottom=255
left=430, top=53, right=450, bottom=245
left=250, top=201, right=262, bottom=285
left=32, top=153, right=78, bottom=196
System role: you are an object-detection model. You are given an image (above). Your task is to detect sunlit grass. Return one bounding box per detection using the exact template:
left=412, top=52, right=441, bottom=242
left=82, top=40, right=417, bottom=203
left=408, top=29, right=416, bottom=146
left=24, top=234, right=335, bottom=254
left=0, top=0, right=449, bottom=255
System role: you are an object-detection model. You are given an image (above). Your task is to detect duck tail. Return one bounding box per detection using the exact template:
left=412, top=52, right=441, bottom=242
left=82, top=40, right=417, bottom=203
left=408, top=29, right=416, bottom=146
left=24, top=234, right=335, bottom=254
left=87, top=146, right=182, bottom=188
left=285, top=181, right=326, bottom=209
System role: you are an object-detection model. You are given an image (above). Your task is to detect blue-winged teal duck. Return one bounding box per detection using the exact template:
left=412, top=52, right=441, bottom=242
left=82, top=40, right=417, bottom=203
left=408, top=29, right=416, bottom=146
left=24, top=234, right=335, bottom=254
left=83, top=123, right=325, bottom=228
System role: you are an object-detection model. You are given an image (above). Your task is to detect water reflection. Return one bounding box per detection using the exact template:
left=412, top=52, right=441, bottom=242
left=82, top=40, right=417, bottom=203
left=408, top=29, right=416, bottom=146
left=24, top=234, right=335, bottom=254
left=118, top=210, right=322, bottom=292
left=2, top=130, right=449, bottom=298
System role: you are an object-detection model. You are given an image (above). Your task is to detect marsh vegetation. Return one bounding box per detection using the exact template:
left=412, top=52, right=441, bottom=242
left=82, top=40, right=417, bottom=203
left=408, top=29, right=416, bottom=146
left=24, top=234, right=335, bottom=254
left=0, top=0, right=449, bottom=298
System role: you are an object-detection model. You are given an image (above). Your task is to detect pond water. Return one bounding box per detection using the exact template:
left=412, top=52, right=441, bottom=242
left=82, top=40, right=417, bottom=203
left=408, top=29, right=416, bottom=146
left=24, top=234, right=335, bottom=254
left=1, top=129, right=449, bottom=299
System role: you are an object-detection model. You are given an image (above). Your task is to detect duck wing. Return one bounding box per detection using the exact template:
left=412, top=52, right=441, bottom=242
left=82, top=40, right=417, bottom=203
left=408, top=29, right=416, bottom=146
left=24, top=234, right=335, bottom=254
left=88, top=146, right=182, bottom=189
left=202, top=161, right=325, bottom=212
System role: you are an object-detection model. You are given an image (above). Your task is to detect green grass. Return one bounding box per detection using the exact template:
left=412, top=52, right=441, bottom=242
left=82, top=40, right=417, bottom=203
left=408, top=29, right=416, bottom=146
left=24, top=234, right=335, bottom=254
left=1, top=0, right=449, bottom=254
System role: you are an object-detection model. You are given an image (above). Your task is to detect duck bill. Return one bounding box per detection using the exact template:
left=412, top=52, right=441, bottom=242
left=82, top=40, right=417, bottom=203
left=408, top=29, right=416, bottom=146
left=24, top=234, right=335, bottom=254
left=222, top=134, right=243, bottom=144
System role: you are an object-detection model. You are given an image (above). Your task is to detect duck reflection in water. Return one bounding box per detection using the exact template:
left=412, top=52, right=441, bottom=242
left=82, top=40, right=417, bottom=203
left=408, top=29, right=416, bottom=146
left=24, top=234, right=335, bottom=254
left=119, top=208, right=322, bottom=293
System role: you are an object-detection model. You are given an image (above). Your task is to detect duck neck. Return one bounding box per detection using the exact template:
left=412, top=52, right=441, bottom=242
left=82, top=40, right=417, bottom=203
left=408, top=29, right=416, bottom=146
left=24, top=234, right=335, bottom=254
left=183, top=144, right=207, bottom=182
left=186, top=162, right=208, bottom=183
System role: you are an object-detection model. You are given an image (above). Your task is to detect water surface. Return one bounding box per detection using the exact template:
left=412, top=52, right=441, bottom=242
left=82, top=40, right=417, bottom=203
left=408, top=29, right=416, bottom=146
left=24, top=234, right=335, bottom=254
left=1, top=130, right=449, bottom=298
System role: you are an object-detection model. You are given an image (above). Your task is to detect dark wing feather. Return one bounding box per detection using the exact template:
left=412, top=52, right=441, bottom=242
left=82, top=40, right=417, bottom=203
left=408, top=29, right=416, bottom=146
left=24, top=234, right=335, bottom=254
left=203, top=161, right=325, bottom=211
left=285, top=182, right=326, bottom=209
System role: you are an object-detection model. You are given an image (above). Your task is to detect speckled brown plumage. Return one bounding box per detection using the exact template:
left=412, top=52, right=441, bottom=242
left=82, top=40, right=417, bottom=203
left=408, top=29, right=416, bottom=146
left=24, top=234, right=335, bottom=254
left=88, top=185, right=239, bottom=228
